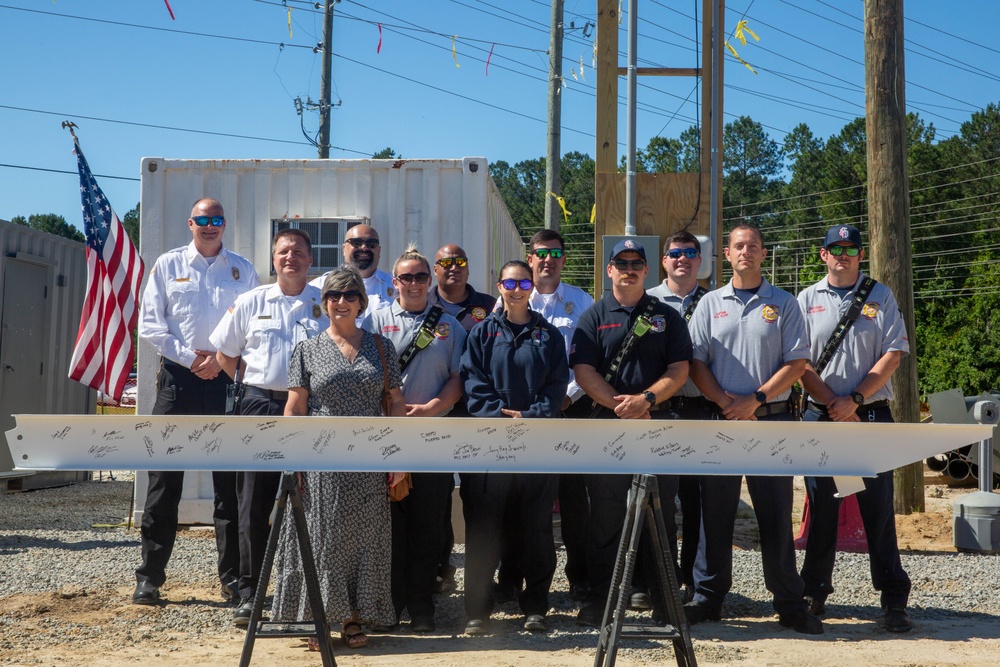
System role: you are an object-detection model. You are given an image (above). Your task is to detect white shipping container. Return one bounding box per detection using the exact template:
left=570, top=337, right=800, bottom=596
left=135, top=157, right=523, bottom=523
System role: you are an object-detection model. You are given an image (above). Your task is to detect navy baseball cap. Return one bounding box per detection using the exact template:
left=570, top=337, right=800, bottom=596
left=608, top=238, right=647, bottom=261
left=824, top=225, right=862, bottom=248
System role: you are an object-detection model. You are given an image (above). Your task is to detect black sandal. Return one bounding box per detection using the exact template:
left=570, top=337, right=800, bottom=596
left=341, top=621, right=369, bottom=649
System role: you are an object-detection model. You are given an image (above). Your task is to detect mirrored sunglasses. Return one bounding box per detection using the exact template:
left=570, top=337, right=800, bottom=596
left=324, top=290, right=361, bottom=302
left=436, top=256, right=468, bottom=269
left=667, top=248, right=699, bottom=259
left=395, top=272, right=431, bottom=284
left=827, top=245, right=860, bottom=257
left=192, top=215, right=225, bottom=227
left=500, top=278, right=534, bottom=291
left=531, top=248, right=564, bottom=259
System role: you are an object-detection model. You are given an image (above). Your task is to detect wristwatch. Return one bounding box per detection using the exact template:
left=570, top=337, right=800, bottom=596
left=850, top=391, right=865, bottom=405
left=643, top=390, right=657, bottom=407
left=754, top=390, right=767, bottom=405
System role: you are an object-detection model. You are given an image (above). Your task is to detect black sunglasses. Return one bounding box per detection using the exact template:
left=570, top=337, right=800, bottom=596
left=395, top=272, right=431, bottom=284
left=500, top=278, right=534, bottom=291
left=531, top=248, right=564, bottom=259
left=436, top=257, right=468, bottom=268
left=827, top=245, right=860, bottom=257
left=346, top=238, right=380, bottom=249
left=324, top=290, right=361, bottom=302
left=667, top=248, right=699, bottom=259
left=192, top=215, right=225, bottom=227
left=612, top=259, right=646, bottom=271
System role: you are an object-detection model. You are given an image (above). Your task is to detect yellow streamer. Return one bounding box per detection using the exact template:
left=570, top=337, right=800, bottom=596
left=452, top=36, right=461, bottom=68
left=590, top=204, right=596, bottom=225
left=725, top=40, right=757, bottom=74
left=287, top=7, right=293, bottom=38
left=733, top=20, right=759, bottom=46
left=546, top=192, right=571, bottom=224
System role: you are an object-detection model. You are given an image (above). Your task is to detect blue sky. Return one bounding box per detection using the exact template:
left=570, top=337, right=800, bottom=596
left=2, top=0, right=998, bottom=229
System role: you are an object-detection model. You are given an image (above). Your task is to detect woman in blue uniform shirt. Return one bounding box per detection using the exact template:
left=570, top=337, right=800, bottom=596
left=459, top=260, right=568, bottom=636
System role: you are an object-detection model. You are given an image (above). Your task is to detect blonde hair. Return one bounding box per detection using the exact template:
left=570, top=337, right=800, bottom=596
left=393, top=242, right=431, bottom=276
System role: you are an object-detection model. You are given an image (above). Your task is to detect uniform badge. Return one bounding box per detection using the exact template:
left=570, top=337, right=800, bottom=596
left=232, top=267, right=240, bottom=281
left=471, top=306, right=487, bottom=321
left=531, top=328, right=550, bottom=344
left=565, top=302, right=574, bottom=315
left=650, top=315, right=666, bottom=333
left=862, top=302, right=880, bottom=320
left=312, top=304, right=322, bottom=318
left=435, top=323, right=451, bottom=339
left=761, top=304, right=779, bottom=323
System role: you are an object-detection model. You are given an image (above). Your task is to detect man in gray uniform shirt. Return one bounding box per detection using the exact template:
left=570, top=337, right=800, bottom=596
left=687, top=224, right=822, bottom=634
left=797, top=224, right=912, bottom=632
left=647, top=229, right=711, bottom=602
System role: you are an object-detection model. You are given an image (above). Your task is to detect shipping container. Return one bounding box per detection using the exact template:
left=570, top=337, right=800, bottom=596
left=135, top=157, right=522, bottom=523
left=0, top=220, right=93, bottom=491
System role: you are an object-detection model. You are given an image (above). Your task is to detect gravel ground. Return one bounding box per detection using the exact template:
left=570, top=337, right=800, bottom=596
left=2, top=474, right=999, bottom=665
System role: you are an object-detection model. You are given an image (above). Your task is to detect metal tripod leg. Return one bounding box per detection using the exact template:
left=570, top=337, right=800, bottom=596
left=239, top=472, right=336, bottom=667
left=593, top=474, right=697, bottom=667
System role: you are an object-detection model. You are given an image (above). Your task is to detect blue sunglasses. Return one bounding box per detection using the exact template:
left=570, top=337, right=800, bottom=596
left=192, top=215, right=225, bottom=227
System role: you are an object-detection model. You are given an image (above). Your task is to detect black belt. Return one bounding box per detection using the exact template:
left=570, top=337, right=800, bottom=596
left=710, top=399, right=790, bottom=418
left=666, top=396, right=708, bottom=410
left=245, top=386, right=289, bottom=402
left=808, top=399, right=890, bottom=414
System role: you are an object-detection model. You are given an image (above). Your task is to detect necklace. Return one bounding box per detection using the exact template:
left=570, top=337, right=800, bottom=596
left=329, top=328, right=362, bottom=362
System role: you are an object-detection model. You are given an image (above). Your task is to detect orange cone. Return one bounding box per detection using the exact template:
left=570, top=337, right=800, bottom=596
left=794, top=493, right=868, bottom=552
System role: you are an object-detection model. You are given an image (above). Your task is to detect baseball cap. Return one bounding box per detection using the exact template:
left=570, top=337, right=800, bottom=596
left=824, top=225, right=862, bottom=248
left=608, top=238, right=647, bottom=261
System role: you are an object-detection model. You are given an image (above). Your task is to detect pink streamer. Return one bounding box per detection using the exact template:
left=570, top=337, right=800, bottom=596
left=486, top=43, right=495, bottom=76
left=163, top=0, right=175, bottom=21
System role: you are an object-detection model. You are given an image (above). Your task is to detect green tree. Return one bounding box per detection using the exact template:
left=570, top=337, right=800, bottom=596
left=722, top=116, right=785, bottom=222
left=11, top=213, right=85, bottom=243
left=372, top=147, right=400, bottom=159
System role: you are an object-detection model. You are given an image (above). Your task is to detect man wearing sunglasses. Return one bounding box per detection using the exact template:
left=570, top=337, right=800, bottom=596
left=309, top=224, right=395, bottom=322
left=687, top=224, right=821, bottom=634
left=134, top=198, right=259, bottom=607
left=494, top=229, right=595, bottom=607
left=796, top=224, right=912, bottom=632
left=210, top=228, right=328, bottom=626
left=647, top=230, right=711, bottom=604
left=571, top=239, right=692, bottom=627
left=427, top=242, right=499, bottom=594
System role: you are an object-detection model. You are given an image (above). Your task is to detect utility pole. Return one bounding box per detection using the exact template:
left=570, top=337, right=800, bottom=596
left=545, top=0, right=564, bottom=231
left=864, top=0, right=923, bottom=513
left=317, top=1, right=335, bottom=159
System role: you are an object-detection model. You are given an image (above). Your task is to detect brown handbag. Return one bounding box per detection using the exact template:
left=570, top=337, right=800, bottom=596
left=373, top=333, right=411, bottom=502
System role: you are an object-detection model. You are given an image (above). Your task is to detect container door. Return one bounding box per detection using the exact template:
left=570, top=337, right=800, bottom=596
left=0, top=259, right=48, bottom=473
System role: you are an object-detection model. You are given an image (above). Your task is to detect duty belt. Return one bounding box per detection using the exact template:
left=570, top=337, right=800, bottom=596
left=807, top=399, right=890, bottom=415
left=710, top=400, right=790, bottom=418
left=245, top=386, right=289, bottom=402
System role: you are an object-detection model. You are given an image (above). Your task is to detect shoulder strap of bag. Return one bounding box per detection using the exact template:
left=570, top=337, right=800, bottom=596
left=813, top=276, right=877, bottom=375
left=682, top=286, right=708, bottom=322
left=397, top=305, right=444, bottom=372
left=373, top=332, right=391, bottom=398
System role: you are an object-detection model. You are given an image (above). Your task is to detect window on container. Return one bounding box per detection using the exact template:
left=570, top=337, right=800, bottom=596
left=271, top=218, right=368, bottom=276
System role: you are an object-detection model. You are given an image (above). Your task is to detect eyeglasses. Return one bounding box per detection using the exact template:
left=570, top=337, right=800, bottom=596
left=667, top=248, right=699, bottom=259
left=395, top=272, right=430, bottom=284
left=346, top=238, right=380, bottom=249
left=611, top=259, right=647, bottom=271
left=324, top=290, right=361, bottom=302
left=192, top=215, right=225, bottom=227
left=827, top=245, right=861, bottom=257
left=500, top=278, right=534, bottom=291
left=531, top=248, right=564, bottom=259
left=435, top=257, right=468, bottom=269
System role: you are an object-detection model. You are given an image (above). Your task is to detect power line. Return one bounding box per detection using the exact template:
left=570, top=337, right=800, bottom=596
left=0, top=162, right=139, bottom=182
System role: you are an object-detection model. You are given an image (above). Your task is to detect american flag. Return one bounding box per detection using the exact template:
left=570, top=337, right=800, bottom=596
left=67, top=141, right=144, bottom=402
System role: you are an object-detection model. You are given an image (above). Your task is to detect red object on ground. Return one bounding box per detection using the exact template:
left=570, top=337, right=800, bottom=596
left=794, top=493, right=869, bottom=552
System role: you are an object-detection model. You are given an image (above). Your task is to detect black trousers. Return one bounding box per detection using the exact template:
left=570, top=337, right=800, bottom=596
left=391, top=472, right=454, bottom=620
left=460, top=472, right=558, bottom=619
left=800, top=405, right=911, bottom=608
left=691, top=412, right=807, bottom=616
left=234, top=393, right=283, bottom=599
left=673, top=402, right=713, bottom=589
left=136, top=361, right=238, bottom=587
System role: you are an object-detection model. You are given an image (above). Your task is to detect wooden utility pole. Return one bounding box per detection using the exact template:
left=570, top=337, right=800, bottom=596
left=545, top=0, right=564, bottom=231
left=317, top=1, right=334, bottom=158
left=864, top=0, right=924, bottom=513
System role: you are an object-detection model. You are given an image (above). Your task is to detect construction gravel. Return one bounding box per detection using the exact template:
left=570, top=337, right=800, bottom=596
left=2, top=475, right=999, bottom=662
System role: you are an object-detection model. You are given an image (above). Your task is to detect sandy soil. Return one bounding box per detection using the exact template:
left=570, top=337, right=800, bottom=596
left=2, top=474, right=998, bottom=667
